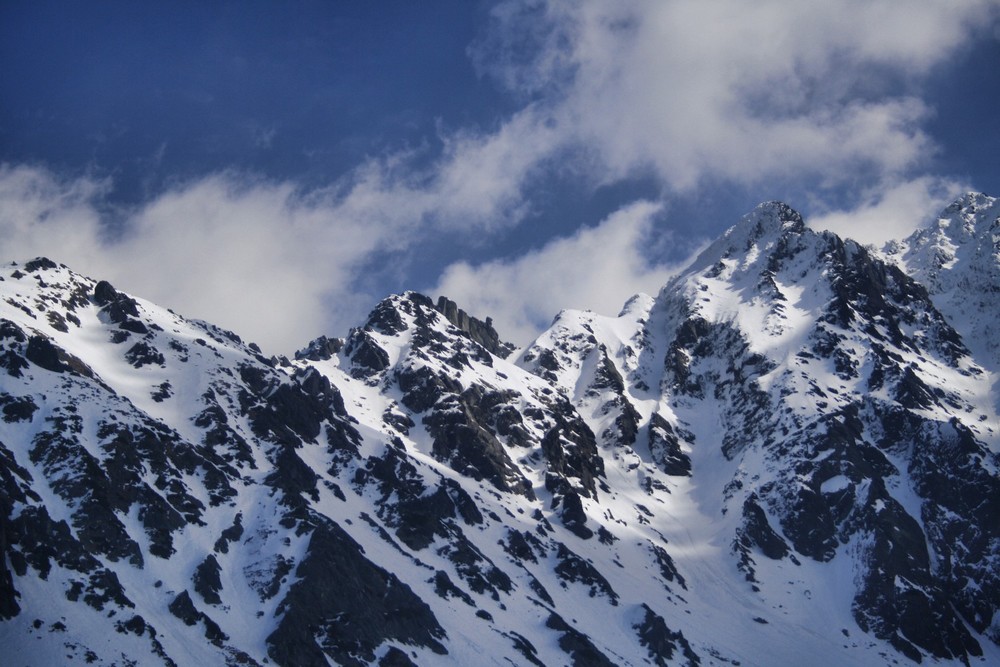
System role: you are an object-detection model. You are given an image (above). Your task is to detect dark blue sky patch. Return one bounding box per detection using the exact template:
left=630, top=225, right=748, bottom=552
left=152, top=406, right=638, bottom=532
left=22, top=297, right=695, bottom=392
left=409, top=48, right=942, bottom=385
left=0, top=0, right=509, bottom=201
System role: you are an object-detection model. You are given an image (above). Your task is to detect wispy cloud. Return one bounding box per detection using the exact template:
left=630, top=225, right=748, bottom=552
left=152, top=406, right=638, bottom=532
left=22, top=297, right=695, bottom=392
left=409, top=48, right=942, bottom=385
left=807, top=175, right=971, bottom=246
left=472, top=0, right=996, bottom=192
left=0, top=115, right=569, bottom=354
left=429, top=201, right=680, bottom=344
left=0, top=166, right=376, bottom=353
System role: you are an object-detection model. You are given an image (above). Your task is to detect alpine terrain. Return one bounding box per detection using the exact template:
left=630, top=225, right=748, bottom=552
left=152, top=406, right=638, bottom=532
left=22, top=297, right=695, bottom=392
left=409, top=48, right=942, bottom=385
left=1, top=194, right=998, bottom=666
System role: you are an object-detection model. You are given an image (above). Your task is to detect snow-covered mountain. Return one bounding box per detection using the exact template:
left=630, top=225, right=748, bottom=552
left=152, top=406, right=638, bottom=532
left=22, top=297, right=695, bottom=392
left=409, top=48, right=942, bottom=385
left=1, top=196, right=998, bottom=666
left=883, top=192, right=1000, bottom=376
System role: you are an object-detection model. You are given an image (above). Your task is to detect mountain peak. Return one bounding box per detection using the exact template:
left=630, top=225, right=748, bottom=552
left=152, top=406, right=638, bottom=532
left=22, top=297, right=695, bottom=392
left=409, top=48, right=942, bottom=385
left=20, top=256, right=61, bottom=273
left=677, top=200, right=812, bottom=283
left=726, top=200, right=806, bottom=247
left=883, top=191, right=1000, bottom=372
left=885, top=190, right=999, bottom=287
left=352, top=291, right=515, bottom=359
left=933, top=191, right=999, bottom=242
left=940, top=190, right=997, bottom=216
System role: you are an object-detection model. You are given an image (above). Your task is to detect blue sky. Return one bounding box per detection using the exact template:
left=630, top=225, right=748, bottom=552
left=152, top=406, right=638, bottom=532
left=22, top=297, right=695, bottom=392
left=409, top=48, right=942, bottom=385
left=2, top=0, right=999, bottom=352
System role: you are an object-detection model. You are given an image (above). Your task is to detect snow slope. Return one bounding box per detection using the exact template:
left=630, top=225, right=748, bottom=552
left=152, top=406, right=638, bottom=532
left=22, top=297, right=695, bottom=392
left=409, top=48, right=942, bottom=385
left=1, top=197, right=998, bottom=666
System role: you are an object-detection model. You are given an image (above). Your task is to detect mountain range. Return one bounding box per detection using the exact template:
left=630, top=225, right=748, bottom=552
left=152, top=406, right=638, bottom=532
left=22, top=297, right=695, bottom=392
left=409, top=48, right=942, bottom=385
left=1, top=194, right=998, bottom=666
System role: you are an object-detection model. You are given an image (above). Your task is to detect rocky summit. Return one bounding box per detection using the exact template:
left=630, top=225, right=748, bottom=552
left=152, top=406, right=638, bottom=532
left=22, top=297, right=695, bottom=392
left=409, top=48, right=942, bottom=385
left=1, top=196, right=998, bottom=666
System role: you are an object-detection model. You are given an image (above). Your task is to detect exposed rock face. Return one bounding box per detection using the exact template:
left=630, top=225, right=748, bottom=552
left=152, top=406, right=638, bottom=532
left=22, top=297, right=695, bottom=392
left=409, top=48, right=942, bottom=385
left=1, top=195, right=999, bottom=667
left=434, top=296, right=516, bottom=358
left=634, top=603, right=701, bottom=667
left=266, top=519, right=447, bottom=667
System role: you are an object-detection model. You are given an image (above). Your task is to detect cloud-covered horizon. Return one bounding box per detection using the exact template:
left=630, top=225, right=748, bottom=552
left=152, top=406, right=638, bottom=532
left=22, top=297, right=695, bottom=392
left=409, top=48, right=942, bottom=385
left=0, top=162, right=974, bottom=352
left=2, top=1, right=997, bottom=352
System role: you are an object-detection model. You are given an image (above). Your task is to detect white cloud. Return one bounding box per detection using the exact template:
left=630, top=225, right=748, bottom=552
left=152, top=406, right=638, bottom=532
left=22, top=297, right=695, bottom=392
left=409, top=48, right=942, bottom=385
left=0, top=166, right=382, bottom=353
left=807, top=176, right=971, bottom=246
left=0, top=165, right=110, bottom=264
left=0, top=94, right=581, bottom=356
left=432, top=107, right=566, bottom=230
left=473, top=0, right=997, bottom=193
left=0, top=102, right=581, bottom=352
left=429, top=200, right=679, bottom=344
left=0, top=105, right=580, bottom=353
